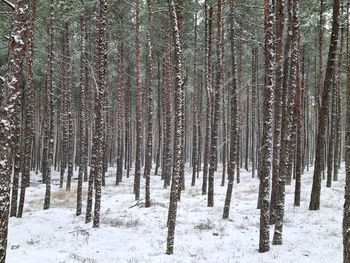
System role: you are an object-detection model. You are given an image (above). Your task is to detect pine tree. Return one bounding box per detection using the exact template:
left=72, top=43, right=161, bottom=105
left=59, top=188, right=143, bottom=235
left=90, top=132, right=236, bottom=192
left=343, top=3, right=350, bottom=262
left=222, top=0, right=238, bottom=220
left=92, top=0, right=108, bottom=228
left=144, top=0, right=154, bottom=208
left=207, top=0, right=222, bottom=207
left=166, top=0, right=184, bottom=254
left=259, top=0, right=275, bottom=253
left=0, top=1, right=29, bottom=261
left=43, top=0, right=55, bottom=210
left=272, top=0, right=300, bottom=245
left=309, top=0, right=340, bottom=211
left=134, top=0, right=142, bottom=200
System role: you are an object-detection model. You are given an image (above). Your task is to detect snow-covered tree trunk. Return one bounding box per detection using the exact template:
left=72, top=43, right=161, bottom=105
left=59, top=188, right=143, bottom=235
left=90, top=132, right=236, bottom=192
left=144, top=0, right=153, bottom=208
left=0, top=1, right=29, bottom=261
left=92, top=0, right=108, bottom=228
left=18, top=0, right=36, bottom=218
left=273, top=0, right=300, bottom=245
left=334, top=23, right=344, bottom=182
left=65, top=22, right=74, bottom=192
left=222, top=0, right=238, bottom=220
left=162, top=21, right=173, bottom=188
left=343, top=3, right=350, bottom=262
left=270, top=0, right=286, bottom=224
left=202, top=2, right=212, bottom=196
left=134, top=0, right=142, bottom=200
left=191, top=12, right=199, bottom=187
left=77, top=12, right=87, bottom=216
left=43, top=0, right=55, bottom=210
left=116, top=1, right=125, bottom=185
left=294, top=49, right=303, bottom=207
left=166, top=0, right=184, bottom=254
left=259, top=0, right=275, bottom=253
left=154, top=55, right=162, bottom=176
left=309, top=0, right=339, bottom=211
left=208, top=0, right=222, bottom=207
left=10, top=93, right=22, bottom=217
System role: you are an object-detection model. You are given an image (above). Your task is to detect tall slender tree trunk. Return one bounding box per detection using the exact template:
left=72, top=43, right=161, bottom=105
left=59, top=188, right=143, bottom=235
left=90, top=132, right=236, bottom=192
left=145, top=0, right=154, bottom=208
left=343, top=4, right=350, bottom=262
left=43, top=0, right=55, bottom=210
left=334, top=21, right=344, bottom=182
left=273, top=0, right=300, bottom=245
left=92, top=0, right=108, bottom=228
left=0, top=1, right=29, bottom=261
left=202, top=2, right=213, bottom=196
left=191, top=12, right=199, bottom=187
left=134, top=0, right=142, bottom=200
left=259, top=0, right=275, bottom=253
left=77, top=12, right=87, bottom=216
left=223, top=0, right=237, bottom=220
left=270, top=0, right=286, bottom=224
left=166, top=0, right=184, bottom=254
left=207, top=0, right=222, bottom=207
left=18, top=0, right=36, bottom=218
left=309, top=0, right=340, bottom=211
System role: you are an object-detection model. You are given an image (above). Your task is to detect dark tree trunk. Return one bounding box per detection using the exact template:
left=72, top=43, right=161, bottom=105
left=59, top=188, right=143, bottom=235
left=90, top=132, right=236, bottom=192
left=134, top=0, right=142, bottom=200
left=77, top=12, right=87, bottom=216
left=207, top=0, right=222, bottom=207
left=309, top=0, right=340, bottom=211
left=0, top=1, right=29, bottom=261
left=270, top=0, right=287, bottom=224
left=259, top=0, right=275, bottom=253
left=43, top=0, right=55, bottom=210
left=166, top=0, right=184, bottom=255
left=222, top=0, right=237, bottom=220
left=145, top=0, right=153, bottom=208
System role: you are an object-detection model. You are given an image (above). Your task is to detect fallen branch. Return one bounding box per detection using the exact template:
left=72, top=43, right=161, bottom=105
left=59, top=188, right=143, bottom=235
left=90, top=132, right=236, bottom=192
left=2, top=0, right=15, bottom=10
left=129, top=198, right=145, bottom=209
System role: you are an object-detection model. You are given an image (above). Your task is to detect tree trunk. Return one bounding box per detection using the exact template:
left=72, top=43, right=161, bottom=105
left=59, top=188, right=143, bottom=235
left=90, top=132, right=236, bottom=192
left=259, top=0, right=275, bottom=253
left=222, top=0, right=237, bottom=220
left=134, top=0, right=142, bottom=200
left=309, top=0, right=340, bottom=211
left=0, top=1, right=29, bottom=261
left=207, top=0, right=222, bottom=207
left=166, top=0, right=184, bottom=254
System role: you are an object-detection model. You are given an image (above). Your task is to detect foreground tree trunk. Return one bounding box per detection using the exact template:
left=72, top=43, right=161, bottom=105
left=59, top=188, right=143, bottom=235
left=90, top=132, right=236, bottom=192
left=270, top=0, right=286, bottom=224
left=0, top=1, right=29, bottom=261
left=18, top=0, right=36, bottom=218
left=166, top=0, right=184, bottom=255
left=309, top=0, right=340, bottom=211
left=222, top=0, right=237, bottom=220
left=343, top=3, right=350, bottom=262
left=259, top=0, right=275, bottom=253
left=272, top=0, right=300, bottom=245
left=91, top=0, right=108, bottom=228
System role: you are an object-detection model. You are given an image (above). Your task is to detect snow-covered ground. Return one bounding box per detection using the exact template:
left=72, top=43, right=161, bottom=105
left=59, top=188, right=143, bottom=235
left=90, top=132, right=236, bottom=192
left=7, top=166, right=343, bottom=263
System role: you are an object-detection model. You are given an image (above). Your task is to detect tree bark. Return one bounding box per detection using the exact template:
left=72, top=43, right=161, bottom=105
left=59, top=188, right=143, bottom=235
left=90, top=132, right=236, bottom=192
left=309, top=0, right=340, bottom=211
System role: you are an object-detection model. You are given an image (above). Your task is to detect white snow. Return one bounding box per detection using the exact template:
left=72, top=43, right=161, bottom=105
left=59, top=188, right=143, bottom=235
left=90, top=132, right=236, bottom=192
left=11, top=34, right=24, bottom=45
left=7, top=166, right=343, bottom=262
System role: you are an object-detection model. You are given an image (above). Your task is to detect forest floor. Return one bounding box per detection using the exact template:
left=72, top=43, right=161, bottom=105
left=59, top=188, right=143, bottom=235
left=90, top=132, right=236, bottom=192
left=6, top=165, right=342, bottom=263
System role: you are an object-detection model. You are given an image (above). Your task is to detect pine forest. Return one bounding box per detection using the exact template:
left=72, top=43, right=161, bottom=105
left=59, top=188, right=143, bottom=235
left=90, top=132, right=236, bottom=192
left=0, top=0, right=349, bottom=262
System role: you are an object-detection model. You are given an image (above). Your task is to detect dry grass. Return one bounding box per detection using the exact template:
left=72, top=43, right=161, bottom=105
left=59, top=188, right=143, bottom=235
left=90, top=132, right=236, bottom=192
left=102, top=216, right=140, bottom=228
left=69, top=253, right=97, bottom=263
left=51, top=188, right=88, bottom=208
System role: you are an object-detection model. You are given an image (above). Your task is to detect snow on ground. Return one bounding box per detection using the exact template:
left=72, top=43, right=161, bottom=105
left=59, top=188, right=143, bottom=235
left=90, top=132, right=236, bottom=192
left=7, top=165, right=343, bottom=263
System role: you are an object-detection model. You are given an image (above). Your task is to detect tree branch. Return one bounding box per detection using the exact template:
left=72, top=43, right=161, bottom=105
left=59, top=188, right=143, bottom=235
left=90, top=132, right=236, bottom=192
left=1, top=0, right=15, bottom=10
